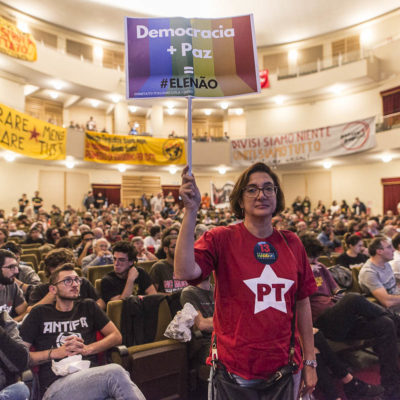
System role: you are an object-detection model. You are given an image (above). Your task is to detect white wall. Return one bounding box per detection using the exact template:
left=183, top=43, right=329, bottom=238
left=68, top=106, right=107, bottom=130
left=246, top=86, right=382, bottom=138
left=0, top=76, right=25, bottom=112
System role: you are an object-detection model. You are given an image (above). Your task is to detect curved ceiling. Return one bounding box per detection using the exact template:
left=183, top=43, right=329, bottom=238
left=3, top=0, right=400, bottom=46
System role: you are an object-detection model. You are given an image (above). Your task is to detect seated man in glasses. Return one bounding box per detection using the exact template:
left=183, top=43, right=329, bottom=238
left=0, top=249, right=27, bottom=321
left=28, top=248, right=104, bottom=311
left=20, top=263, right=145, bottom=400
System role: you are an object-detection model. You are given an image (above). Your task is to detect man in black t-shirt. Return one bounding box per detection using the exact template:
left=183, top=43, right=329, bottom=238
left=149, top=235, right=188, bottom=293
left=101, top=241, right=156, bottom=304
left=28, top=248, right=104, bottom=311
left=32, top=191, right=43, bottom=214
left=20, top=264, right=145, bottom=400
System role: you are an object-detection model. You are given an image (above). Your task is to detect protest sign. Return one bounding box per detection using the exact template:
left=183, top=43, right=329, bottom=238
left=0, top=103, right=66, bottom=160
left=84, top=131, right=186, bottom=166
left=231, top=117, right=376, bottom=166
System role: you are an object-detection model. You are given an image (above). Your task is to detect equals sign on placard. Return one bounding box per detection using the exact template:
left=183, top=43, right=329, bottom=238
left=184, top=66, right=194, bottom=74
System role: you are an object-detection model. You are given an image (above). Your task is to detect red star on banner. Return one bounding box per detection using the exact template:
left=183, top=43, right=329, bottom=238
left=30, top=127, right=40, bottom=141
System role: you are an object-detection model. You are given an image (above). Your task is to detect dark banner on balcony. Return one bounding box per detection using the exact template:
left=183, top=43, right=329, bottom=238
left=125, top=15, right=260, bottom=98
left=230, top=117, right=376, bottom=166
left=0, top=102, right=66, bottom=160
left=84, top=131, right=186, bottom=165
left=0, top=17, right=37, bottom=62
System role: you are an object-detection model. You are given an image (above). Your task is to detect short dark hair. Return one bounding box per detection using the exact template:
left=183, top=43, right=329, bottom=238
left=299, top=233, right=324, bottom=259
left=392, top=233, right=400, bottom=251
left=0, top=249, right=16, bottom=267
left=344, top=233, right=362, bottom=247
left=50, top=263, right=76, bottom=285
left=44, top=248, right=75, bottom=277
left=55, top=237, right=74, bottom=249
left=81, top=231, right=93, bottom=241
left=161, top=226, right=180, bottom=241
left=1, top=241, right=22, bottom=256
left=229, top=162, right=285, bottom=219
left=162, top=234, right=177, bottom=249
left=150, top=225, right=161, bottom=237
left=368, top=237, right=385, bottom=256
left=112, top=241, right=137, bottom=262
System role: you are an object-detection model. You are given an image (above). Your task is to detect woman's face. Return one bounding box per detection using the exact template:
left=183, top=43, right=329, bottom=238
left=240, top=172, right=277, bottom=220
left=351, top=240, right=363, bottom=255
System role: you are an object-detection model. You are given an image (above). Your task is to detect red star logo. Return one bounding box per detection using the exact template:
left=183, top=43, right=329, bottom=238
left=30, top=127, right=40, bottom=141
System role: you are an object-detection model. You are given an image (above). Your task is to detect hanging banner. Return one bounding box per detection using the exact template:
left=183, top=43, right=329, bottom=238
left=84, top=131, right=186, bottom=165
left=0, top=103, right=66, bottom=160
left=231, top=117, right=376, bottom=166
left=125, top=15, right=260, bottom=98
left=0, top=17, right=37, bottom=62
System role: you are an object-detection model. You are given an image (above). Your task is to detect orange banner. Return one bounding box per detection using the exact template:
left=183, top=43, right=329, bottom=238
left=0, top=17, right=37, bottom=62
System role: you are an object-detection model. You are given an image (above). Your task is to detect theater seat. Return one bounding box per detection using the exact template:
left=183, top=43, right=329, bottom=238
left=108, top=296, right=188, bottom=400
left=87, top=264, right=113, bottom=285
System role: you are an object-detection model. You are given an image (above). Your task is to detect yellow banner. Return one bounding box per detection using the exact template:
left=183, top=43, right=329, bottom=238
left=0, top=17, right=37, bottom=62
left=0, top=103, right=66, bottom=160
left=84, top=131, right=186, bottom=165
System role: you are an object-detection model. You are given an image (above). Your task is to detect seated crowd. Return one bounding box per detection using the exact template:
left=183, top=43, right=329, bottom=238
left=0, top=191, right=399, bottom=399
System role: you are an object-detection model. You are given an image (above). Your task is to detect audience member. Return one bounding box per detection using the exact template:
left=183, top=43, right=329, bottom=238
left=32, top=191, right=43, bottom=214
left=0, top=249, right=27, bottom=321
left=81, top=238, right=113, bottom=276
left=20, top=263, right=145, bottom=400
left=143, top=225, right=161, bottom=253
left=131, top=236, right=158, bottom=262
left=359, top=237, right=398, bottom=311
left=100, top=241, right=156, bottom=304
left=390, top=233, right=400, bottom=274
left=17, top=193, right=29, bottom=213
left=0, top=310, right=30, bottom=399
left=317, top=223, right=341, bottom=251
left=336, top=234, right=368, bottom=269
left=149, top=235, right=188, bottom=293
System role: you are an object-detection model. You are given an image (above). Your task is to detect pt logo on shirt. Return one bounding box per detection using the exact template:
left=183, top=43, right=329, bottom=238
left=244, top=265, right=294, bottom=314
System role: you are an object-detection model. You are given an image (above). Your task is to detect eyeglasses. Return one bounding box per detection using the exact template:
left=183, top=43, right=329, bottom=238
left=2, top=264, right=19, bottom=271
left=243, top=185, right=278, bottom=198
left=113, top=257, right=130, bottom=264
left=54, top=277, right=82, bottom=286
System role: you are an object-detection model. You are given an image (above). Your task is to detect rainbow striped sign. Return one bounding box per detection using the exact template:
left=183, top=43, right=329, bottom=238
left=125, top=15, right=260, bottom=98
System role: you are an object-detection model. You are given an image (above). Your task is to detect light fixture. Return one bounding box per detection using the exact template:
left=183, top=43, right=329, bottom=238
left=235, top=108, right=243, bottom=116
left=49, top=91, right=59, bottom=99
left=117, top=164, right=127, bottom=173
left=165, top=101, right=175, bottom=109
left=220, top=102, right=229, bottom=110
left=90, top=99, right=100, bottom=108
left=17, top=21, right=29, bottom=33
left=134, top=122, right=139, bottom=129
left=24, top=85, right=39, bottom=96
left=52, top=80, right=65, bottom=90
left=4, top=152, right=16, bottom=162
left=110, top=94, right=121, bottom=103
left=167, top=108, right=175, bottom=115
left=381, top=154, right=392, bottom=163
left=65, top=156, right=75, bottom=169
left=274, top=96, right=285, bottom=105
left=288, top=49, right=298, bottom=63
left=204, top=109, right=212, bottom=116
left=218, top=166, right=227, bottom=175
left=93, top=45, right=103, bottom=59
left=128, top=106, right=137, bottom=113
left=360, top=29, right=372, bottom=46
left=323, top=161, right=332, bottom=169
left=330, top=84, right=344, bottom=95
left=169, top=165, right=178, bottom=175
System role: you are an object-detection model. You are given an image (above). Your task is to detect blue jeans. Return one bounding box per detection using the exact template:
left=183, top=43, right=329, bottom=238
left=42, top=364, right=145, bottom=400
left=0, top=382, right=29, bottom=400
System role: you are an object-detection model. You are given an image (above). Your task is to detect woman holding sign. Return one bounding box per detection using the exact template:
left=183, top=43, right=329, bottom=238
left=175, top=162, right=317, bottom=399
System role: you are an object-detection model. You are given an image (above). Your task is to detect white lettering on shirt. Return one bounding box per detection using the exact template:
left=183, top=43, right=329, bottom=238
left=244, top=265, right=294, bottom=314
left=42, top=317, right=89, bottom=334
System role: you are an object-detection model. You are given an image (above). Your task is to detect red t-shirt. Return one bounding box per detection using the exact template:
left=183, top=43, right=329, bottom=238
left=194, top=223, right=317, bottom=379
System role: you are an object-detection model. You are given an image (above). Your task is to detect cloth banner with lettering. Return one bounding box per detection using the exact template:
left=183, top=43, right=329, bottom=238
left=125, top=15, right=260, bottom=98
left=0, top=17, right=37, bottom=62
left=231, top=117, right=376, bottom=166
left=0, top=103, right=66, bottom=160
left=84, top=131, right=186, bottom=165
